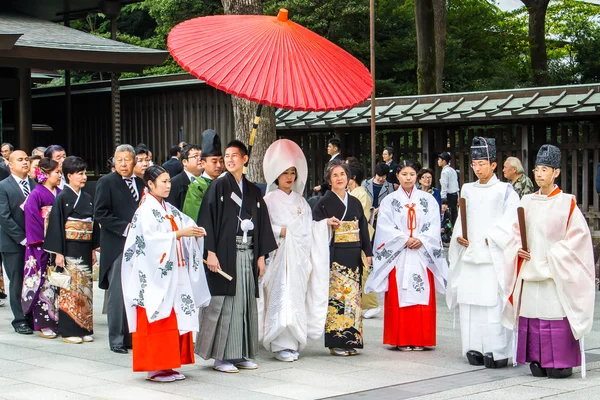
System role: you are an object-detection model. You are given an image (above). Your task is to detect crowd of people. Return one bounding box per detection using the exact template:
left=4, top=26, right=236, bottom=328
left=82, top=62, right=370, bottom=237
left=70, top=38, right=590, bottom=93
left=0, top=132, right=594, bottom=383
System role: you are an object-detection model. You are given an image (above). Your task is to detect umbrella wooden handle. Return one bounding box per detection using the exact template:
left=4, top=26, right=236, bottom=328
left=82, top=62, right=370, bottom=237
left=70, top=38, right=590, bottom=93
left=245, top=103, right=263, bottom=165
left=459, top=197, right=467, bottom=241
left=517, top=207, right=528, bottom=252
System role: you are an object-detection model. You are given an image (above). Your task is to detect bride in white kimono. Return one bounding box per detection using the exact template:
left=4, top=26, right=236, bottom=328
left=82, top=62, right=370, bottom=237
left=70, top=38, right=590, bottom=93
left=259, top=139, right=325, bottom=362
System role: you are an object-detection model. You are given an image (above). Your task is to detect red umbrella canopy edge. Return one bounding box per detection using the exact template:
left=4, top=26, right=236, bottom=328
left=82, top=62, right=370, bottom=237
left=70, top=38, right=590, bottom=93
left=168, top=9, right=374, bottom=112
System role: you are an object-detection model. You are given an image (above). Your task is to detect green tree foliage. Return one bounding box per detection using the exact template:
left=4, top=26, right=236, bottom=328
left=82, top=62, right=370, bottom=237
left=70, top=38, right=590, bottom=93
left=47, top=0, right=600, bottom=92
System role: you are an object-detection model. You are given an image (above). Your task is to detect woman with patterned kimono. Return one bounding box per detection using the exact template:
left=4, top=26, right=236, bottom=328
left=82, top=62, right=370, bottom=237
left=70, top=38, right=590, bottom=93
left=121, top=165, right=211, bottom=382
left=44, top=156, right=99, bottom=344
left=312, top=160, right=373, bottom=357
left=21, top=157, right=62, bottom=338
left=366, top=160, right=448, bottom=351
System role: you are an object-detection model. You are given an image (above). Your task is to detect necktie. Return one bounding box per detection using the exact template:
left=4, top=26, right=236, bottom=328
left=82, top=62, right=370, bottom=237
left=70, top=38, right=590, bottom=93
left=20, top=180, right=30, bottom=197
left=125, top=178, right=138, bottom=202
left=190, top=175, right=195, bottom=183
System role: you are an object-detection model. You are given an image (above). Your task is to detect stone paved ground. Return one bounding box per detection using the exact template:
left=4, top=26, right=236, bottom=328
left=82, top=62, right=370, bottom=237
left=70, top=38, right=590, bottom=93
left=0, top=280, right=599, bottom=400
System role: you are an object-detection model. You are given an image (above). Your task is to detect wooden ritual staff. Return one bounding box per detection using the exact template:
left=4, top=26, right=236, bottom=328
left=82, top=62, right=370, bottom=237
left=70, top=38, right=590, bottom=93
left=517, top=207, right=528, bottom=251
left=459, top=198, right=467, bottom=240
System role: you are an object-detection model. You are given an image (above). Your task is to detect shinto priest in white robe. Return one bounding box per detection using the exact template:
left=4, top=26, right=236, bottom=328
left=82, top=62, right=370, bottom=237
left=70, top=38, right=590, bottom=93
left=121, top=194, right=211, bottom=335
left=505, top=185, right=594, bottom=372
left=258, top=139, right=328, bottom=352
left=447, top=174, right=519, bottom=360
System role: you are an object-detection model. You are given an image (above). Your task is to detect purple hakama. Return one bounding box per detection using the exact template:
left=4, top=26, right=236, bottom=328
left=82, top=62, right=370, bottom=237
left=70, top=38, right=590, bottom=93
left=21, top=185, right=60, bottom=331
left=517, top=316, right=581, bottom=369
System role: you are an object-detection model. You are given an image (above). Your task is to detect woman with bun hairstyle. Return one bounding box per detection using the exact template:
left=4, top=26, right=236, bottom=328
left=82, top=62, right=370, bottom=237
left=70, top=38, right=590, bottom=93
left=45, top=156, right=99, bottom=344
left=22, top=157, right=62, bottom=339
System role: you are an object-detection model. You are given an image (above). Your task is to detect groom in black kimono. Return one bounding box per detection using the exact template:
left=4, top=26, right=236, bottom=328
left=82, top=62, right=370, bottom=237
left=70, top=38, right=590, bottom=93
left=195, top=140, right=277, bottom=373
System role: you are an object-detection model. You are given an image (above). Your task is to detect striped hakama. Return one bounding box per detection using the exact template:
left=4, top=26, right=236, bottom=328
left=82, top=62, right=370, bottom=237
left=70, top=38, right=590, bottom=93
left=196, top=237, right=259, bottom=360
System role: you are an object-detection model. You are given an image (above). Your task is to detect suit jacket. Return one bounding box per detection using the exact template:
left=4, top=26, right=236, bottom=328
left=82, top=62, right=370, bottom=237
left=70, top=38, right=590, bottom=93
left=387, top=161, right=398, bottom=185
left=166, top=170, right=193, bottom=211
left=362, top=178, right=395, bottom=208
left=163, top=157, right=183, bottom=177
left=0, top=175, right=36, bottom=252
left=0, top=164, right=9, bottom=181
left=94, top=172, right=144, bottom=289
left=319, top=153, right=341, bottom=195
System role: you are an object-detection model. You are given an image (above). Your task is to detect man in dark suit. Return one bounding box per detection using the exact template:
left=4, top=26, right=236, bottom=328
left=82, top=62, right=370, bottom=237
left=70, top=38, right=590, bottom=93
left=94, top=144, right=144, bottom=354
left=382, top=146, right=398, bottom=188
left=313, top=137, right=342, bottom=195
left=166, top=144, right=202, bottom=210
left=163, top=145, right=183, bottom=177
left=0, top=150, right=35, bottom=334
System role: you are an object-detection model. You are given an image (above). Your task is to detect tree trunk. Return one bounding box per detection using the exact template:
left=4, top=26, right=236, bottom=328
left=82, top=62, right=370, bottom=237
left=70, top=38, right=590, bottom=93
left=231, top=97, right=276, bottom=183
left=221, top=0, right=276, bottom=183
left=415, top=0, right=437, bottom=94
left=432, top=0, right=446, bottom=93
left=522, top=0, right=549, bottom=86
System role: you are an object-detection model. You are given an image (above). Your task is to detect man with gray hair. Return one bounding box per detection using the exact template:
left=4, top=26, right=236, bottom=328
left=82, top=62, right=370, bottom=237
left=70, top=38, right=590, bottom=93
left=31, top=147, right=47, bottom=157
left=94, top=144, right=145, bottom=354
left=503, top=156, right=534, bottom=199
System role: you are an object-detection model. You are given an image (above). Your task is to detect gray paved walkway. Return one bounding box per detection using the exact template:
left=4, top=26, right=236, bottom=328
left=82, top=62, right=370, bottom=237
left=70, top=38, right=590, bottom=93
left=0, top=280, right=598, bottom=399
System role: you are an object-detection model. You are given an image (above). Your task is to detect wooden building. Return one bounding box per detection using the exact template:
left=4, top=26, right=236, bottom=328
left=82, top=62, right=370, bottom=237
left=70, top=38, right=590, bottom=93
left=18, top=74, right=600, bottom=232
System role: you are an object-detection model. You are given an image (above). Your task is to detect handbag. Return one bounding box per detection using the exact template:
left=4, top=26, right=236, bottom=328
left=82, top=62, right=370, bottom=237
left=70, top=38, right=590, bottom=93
left=47, top=265, right=71, bottom=290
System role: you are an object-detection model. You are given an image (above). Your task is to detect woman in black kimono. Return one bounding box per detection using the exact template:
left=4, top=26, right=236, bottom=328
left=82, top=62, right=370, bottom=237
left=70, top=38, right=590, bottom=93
left=312, top=160, right=373, bottom=356
left=45, top=157, right=100, bottom=344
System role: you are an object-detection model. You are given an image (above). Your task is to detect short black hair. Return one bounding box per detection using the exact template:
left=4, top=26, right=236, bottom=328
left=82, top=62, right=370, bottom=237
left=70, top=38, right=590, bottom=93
left=143, top=165, right=168, bottom=187
left=181, top=144, right=201, bottom=160
left=135, top=146, right=149, bottom=156
left=442, top=198, right=448, bottom=205
left=384, top=146, right=395, bottom=158
left=328, top=138, right=341, bottom=151
left=226, top=140, right=248, bottom=156
left=395, top=159, right=421, bottom=174
left=347, top=160, right=365, bottom=184
left=1, top=143, right=14, bottom=151
left=374, top=163, right=390, bottom=177
left=169, top=145, right=181, bottom=157
left=62, top=156, right=87, bottom=183
left=44, top=145, right=65, bottom=159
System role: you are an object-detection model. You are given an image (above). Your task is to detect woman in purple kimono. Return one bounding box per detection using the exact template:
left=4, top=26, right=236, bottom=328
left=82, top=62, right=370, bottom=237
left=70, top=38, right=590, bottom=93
left=21, top=157, right=62, bottom=339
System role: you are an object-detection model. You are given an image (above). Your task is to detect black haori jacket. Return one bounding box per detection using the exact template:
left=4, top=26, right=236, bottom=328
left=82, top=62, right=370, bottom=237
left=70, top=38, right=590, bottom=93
left=198, top=172, right=277, bottom=296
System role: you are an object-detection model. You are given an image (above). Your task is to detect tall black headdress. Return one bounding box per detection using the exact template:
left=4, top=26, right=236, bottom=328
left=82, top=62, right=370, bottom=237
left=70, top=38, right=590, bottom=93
left=535, top=144, right=561, bottom=169
left=201, top=129, right=222, bottom=157
left=470, top=137, right=496, bottom=161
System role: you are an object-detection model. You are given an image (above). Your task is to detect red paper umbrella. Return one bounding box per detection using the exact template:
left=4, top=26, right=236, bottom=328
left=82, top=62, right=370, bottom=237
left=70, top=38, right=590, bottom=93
left=167, top=9, right=373, bottom=112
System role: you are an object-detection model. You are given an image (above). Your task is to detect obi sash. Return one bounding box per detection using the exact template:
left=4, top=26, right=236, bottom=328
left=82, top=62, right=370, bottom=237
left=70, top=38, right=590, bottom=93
left=65, top=220, right=93, bottom=242
left=334, top=220, right=360, bottom=243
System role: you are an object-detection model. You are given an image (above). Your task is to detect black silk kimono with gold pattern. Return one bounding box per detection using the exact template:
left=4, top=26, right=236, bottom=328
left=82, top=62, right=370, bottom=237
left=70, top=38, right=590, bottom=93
left=312, top=191, right=373, bottom=349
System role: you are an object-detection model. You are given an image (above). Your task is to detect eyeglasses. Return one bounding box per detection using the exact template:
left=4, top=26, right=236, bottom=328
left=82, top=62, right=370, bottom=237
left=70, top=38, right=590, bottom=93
left=187, top=154, right=201, bottom=161
left=532, top=167, right=554, bottom=174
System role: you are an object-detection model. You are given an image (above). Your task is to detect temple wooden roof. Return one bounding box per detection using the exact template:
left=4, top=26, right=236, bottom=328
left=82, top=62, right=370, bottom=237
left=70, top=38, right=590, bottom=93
left=0, top=13, right=167, bottom=72
left=275, top=84, right=600, bottom=131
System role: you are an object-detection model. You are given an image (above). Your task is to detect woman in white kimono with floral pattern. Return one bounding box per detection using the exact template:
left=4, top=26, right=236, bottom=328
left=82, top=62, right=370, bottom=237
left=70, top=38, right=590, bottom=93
left=259, top=140, right=326, bottom=362
left=121, top=165, right=211, bottom=382
left=366, top=160, right=447, bottom=351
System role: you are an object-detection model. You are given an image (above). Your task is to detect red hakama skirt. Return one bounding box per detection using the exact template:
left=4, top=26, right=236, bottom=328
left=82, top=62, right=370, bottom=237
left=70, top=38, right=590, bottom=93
left=132, top=307, right=194, bottom=372
left=384, top=268, right=436, bottom=347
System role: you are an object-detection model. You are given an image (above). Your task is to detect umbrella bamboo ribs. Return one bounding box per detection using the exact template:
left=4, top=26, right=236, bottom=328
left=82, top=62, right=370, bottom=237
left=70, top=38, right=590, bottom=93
left=167, top=8, right=373, bottom=167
